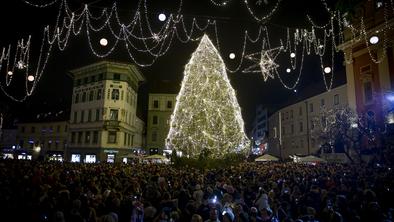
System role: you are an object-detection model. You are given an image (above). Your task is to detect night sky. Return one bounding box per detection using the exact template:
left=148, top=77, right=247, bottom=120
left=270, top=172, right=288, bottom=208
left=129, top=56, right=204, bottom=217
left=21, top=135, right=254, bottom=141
left=0, top=0, right=345, bottom=131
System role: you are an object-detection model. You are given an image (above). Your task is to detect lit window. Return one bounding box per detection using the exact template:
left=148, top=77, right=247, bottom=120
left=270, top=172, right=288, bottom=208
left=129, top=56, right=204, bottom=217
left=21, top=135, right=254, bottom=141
left=153, top=100, right=159, bottom=108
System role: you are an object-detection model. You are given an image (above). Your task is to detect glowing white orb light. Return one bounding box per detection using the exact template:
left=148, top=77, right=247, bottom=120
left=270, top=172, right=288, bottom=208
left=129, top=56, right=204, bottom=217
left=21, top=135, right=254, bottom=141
left=229, top=53, right=236, bottom=59
left=286, top=68, right=291, bottom=73
left=158, top=13, right=166, bottom=21
left=324, top=66, right=332, bottom=74
left=369, top=36, right=379, bottom=45
left=290, top=52, right=296, bottom=58
left=100, top=38, right=108, bottom=46
left=7, top=71, right=13, bottom=76
left=27, top=75, right=35, bottom=82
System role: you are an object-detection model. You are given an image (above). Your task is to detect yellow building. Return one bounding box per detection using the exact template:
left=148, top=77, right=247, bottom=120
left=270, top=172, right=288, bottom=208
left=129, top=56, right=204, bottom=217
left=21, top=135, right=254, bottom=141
left=268, top=85, right=348, bottom=159
left=16, top=120, right=69, bottom=161
left=67, top=61, right=145, bottom=163
left=146, top=93, right=177, bottom=153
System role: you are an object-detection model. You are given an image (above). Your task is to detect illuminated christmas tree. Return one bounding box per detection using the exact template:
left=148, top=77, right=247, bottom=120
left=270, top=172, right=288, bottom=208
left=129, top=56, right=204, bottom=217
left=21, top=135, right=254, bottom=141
left=166, top=34, right=249, bottom=158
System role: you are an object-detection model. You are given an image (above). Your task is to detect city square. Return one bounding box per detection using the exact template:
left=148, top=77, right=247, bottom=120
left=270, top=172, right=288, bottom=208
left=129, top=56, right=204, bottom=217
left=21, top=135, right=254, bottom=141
left=0, top=0, right=393, bottom=221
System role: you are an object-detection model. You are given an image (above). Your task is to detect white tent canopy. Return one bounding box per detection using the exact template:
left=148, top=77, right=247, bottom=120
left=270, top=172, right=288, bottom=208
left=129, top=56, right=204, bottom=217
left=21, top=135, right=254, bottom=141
left=297, top=155, right=327, bottom=163
left=255, top=154, right=279, bottom=162
left=144, top=154, right=170, bottom=163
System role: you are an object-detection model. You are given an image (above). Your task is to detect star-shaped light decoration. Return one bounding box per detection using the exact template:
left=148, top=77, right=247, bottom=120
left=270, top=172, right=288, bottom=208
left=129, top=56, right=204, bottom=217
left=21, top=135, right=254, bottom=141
left=16, top=60, right=26, bottom=70
left=243, top=47, right=281, bottom=81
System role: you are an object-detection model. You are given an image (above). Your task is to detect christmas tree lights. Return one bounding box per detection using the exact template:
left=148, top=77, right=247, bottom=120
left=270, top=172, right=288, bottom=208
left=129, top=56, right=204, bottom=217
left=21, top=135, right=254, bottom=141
left=166, top=34, right=250, bottom=158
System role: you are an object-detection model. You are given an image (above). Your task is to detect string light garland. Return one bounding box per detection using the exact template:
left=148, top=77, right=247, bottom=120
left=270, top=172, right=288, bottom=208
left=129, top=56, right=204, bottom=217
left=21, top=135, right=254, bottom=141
left=166, top=34, right=249, bottom=158
left=1, top=0, right=392, bottom=101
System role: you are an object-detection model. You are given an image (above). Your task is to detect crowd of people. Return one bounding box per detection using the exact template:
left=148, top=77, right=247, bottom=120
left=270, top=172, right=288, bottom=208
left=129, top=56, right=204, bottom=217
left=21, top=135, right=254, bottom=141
left=0, top=159, right=392, bottom=222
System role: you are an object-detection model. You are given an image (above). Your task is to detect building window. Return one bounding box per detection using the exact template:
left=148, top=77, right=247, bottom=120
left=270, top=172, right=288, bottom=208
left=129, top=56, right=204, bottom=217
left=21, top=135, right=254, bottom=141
left=321, top=99, right=325, bottom=107
left=310, top=120, right=315, bottom=130
left=107, top=89, right=110, bottom=100
left=89, top=91, right=94, bottom=101
left=108, top=131, right=117, bottom=144
left=113, top=73, right=120, bottom=81
left=91, top=75, right=96, bottom=82
left=363, top=82, right=373, bottom=103
left=80, top=110, right=85, bottom=123
left=153, top=100, right=159, bottom=108
left=31, top=126, right=35, bottom=133
left=98, top=73, right=103, bottom=81
left=153, top=115, right=158, bottom=125
left=167, top=101, right=173, bottom=109
left=334, top=94, right=340, bottom=105
left=96, top=109, right=100, bottom=121
left=309, top=103, right=314, bottom=113
left=299, top=107, right=302, bottom=116
left=110, top=109, right=119, bottom=120
left=121, top=90, right=124, bottom=100
left=82, top=92, right=87, bottom=102
left=85, top=131, right=91, bottom=143
left=290, top=110, right=293, bottom=119
left=152, top=131, right=157, bottom=142
left=299, top=122, right=303, bottom=132
left=124, top=132, right=127, bottom=146
left=78, top=132, right=83, bottom=144
left=111, top=89, right=120, bottom=100
left=92, top=131, right=98, bottom=144
left=87, top=110, right=91, bottom=122
left=73, top=111, right=78, bottom=123
left=71, top=132, right=76, bottom=144
left=291, top=124, right=294, bottom=134
left=97, top=89, right=102, bottom=100
left=74, top=93, right=79, bottom=103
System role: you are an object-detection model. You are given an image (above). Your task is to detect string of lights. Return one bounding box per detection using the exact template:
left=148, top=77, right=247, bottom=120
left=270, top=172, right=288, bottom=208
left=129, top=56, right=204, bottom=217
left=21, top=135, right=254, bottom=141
left=2, top=0, right=393, bottom=101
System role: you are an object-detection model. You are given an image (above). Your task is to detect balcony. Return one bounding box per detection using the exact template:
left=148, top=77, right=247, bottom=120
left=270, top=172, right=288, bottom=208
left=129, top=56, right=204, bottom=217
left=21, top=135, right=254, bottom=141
left=104, top=120, right=120, bottom=130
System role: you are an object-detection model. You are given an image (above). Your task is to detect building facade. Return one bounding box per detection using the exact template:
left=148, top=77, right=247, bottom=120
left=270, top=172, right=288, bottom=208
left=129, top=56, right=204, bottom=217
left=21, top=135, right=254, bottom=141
left=250, top=105, right=268, bottom=154
left=338, top=1, right=394, bottom=136
left=67, top=61, right=145, bottom=163
left=15, top=121, right=69, bottom=161
left=146, top=93, right=177, bottom=152
left=268, top=85, right=348, bottom=159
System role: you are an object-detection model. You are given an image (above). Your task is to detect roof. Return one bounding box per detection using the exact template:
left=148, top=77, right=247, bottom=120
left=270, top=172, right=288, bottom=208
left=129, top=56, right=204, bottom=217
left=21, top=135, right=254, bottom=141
left=69, top=60, right=145, bottom=82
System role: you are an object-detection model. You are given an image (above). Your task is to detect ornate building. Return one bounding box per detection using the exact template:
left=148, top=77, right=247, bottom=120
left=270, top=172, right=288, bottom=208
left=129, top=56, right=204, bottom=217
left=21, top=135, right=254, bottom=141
left=67, top=61, right=145, bottom=163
